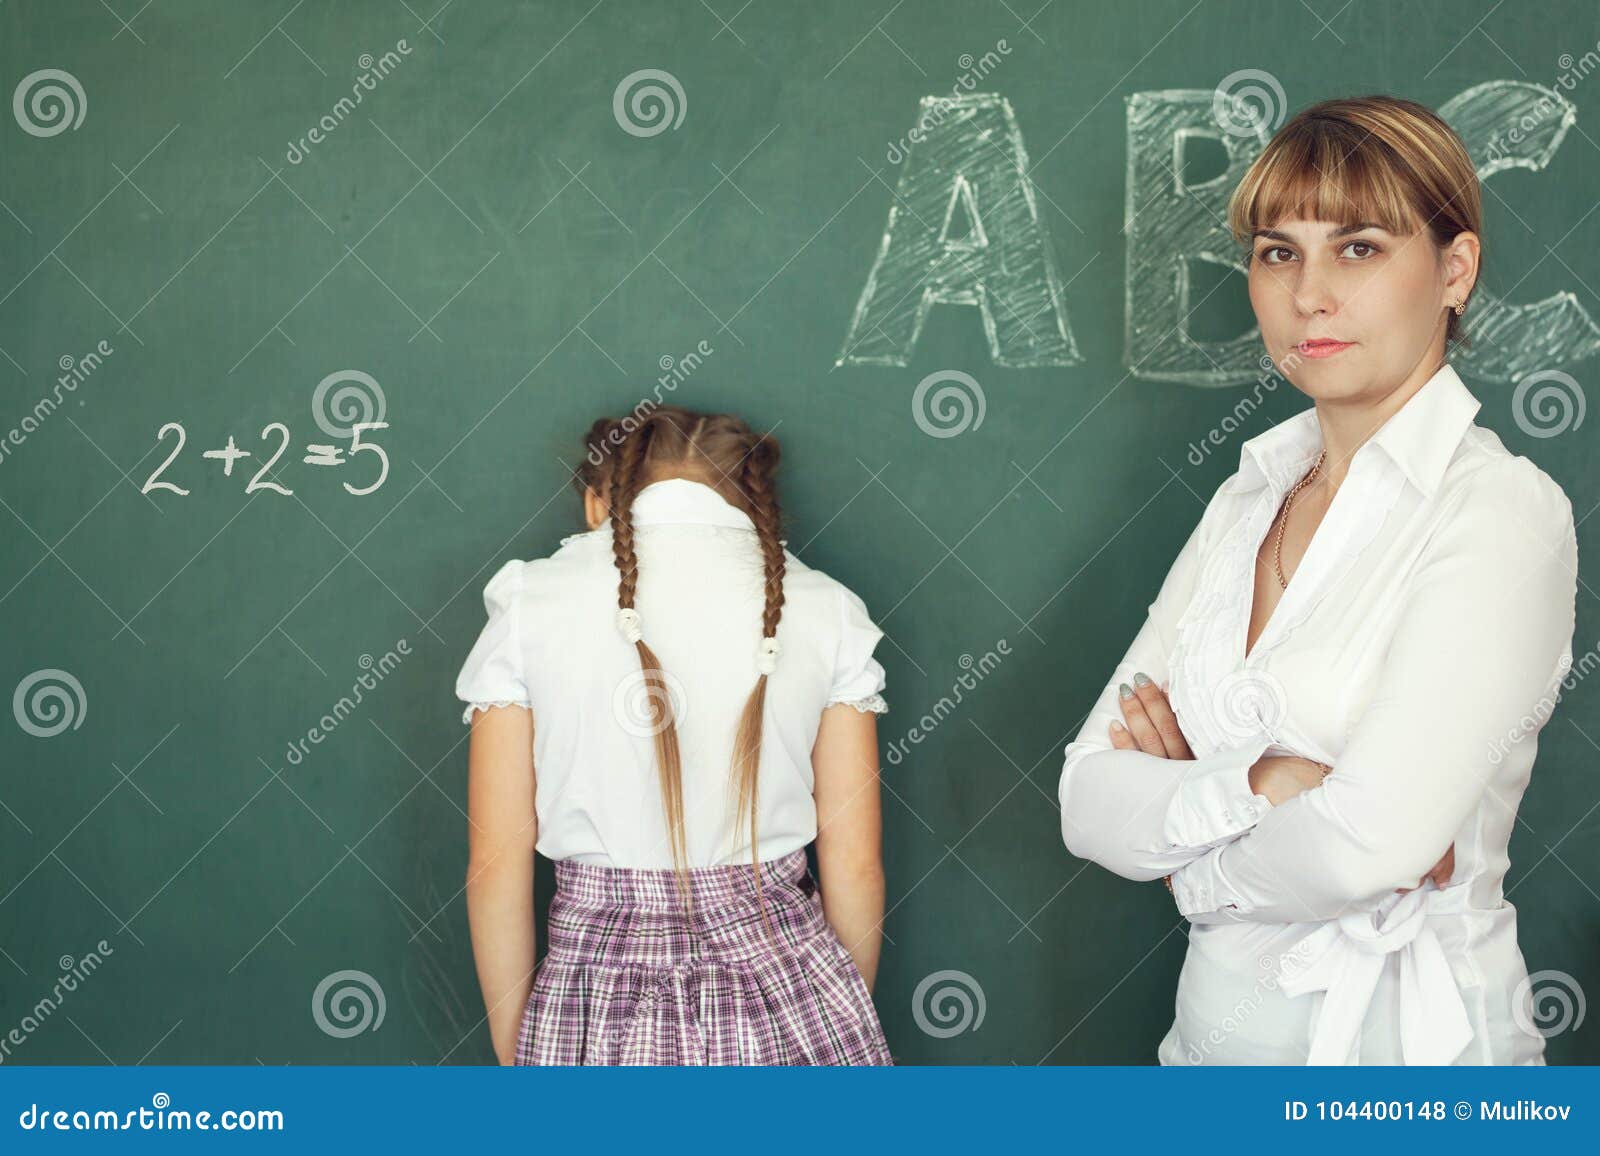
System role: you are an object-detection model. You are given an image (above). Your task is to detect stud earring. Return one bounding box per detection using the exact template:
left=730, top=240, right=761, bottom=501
left=1452, top=299, right=1467, bottom=316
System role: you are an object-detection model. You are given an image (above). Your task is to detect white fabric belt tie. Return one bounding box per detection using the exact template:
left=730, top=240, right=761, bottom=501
left=1277, top=880, right=1472, bottom=1065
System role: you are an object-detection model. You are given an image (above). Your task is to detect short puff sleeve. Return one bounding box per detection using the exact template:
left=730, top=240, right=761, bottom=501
left=827, top=585, right=888, bottom=714
left=455, top=558, right=531, bottom=724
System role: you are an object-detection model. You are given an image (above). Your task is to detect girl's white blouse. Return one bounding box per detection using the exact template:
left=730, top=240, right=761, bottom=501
left=455, top=478, right=889, bottom=869
left=1057, top=361, right=1578, bottom=1065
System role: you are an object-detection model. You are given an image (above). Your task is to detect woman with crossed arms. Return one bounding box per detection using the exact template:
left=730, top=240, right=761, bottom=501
left=1058, top=95, right=1578, bottom=1065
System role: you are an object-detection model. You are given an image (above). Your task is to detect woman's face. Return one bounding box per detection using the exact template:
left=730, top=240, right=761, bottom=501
left=1248, top=215, right=1460, bottom=401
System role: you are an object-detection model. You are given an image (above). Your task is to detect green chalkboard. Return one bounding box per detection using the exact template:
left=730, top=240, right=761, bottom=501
left=2, top=0, right=1595, bottom=1065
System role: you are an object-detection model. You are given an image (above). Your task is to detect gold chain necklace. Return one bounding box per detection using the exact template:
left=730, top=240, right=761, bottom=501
left=1272, top=449, right=1325, bottom=589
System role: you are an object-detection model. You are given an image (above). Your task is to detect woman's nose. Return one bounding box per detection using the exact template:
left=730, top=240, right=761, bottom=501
left=1293, top=278, right=1339, bottom=319
left=1290, top=262, right=1341, bottom=318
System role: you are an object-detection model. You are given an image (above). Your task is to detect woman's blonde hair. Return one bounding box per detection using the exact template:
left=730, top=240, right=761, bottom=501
left=574, top=405, right=785, bottom=936
left=1225, top=94, right=1481, bottom=348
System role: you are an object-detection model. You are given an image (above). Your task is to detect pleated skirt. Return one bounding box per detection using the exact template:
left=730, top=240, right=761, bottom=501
left=515, top=847, right=895, bottom=1065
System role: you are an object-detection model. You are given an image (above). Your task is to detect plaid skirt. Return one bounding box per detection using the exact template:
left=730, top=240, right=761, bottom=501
left=515, top=847, right=894, bottom=1065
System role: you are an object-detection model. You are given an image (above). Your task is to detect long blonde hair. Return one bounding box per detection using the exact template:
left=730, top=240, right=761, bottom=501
left=574, top=405, right=786, bottom=935
left=1225, top=94, right=1482, bottom=349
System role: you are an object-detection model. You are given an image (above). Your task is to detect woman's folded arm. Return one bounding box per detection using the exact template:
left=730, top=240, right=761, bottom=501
left=1059, top=497, right=1276, bottom=880
left=1169, top=460, right=1578, bottom=925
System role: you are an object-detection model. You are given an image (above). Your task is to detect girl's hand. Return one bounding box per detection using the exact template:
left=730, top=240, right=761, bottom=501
left=1107, top=673, right=1193, bottom=760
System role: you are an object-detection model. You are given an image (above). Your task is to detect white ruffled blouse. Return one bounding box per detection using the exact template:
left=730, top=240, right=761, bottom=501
left=455, top=478, right=889, bottom=869
left=1057, top=361, right=1578, bottom=1065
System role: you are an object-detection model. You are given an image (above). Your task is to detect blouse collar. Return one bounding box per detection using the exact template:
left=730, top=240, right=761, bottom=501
left=609, top=478, right=755, bottom=532
left=1232, top=360, right=1482, bottom=500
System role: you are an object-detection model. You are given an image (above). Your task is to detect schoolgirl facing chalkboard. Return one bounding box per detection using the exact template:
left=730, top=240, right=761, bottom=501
left=457, top=405, right=895, bottom=1064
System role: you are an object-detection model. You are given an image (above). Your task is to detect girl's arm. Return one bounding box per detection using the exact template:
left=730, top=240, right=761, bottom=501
left=1169, top=462, right=1578, bottom=925
left=812, top=703, right=885, bottom=991
left=464, top=704, right=537, bottom=1065
left=1058, top=501, right=1277, bottom=880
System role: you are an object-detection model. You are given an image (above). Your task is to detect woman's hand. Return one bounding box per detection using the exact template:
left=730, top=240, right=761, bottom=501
left=1247, top=756, right=1330, bottom=806
left=1117, top=677, right=1459, bottom=899
left=1107, top=673, right=1193, bottom=760
left=1242, top=745, right=1456, bottom=894
left=1399, top=843, right=1455, bottom=893
left=1112, top=674, right=1193, bottom=899
left=1112, top=675, right=1457, bottom=900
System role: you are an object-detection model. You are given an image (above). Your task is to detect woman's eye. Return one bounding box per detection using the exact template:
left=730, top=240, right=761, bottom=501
left=1258, top=246, right=1294, bottom=265
left=1342, top=240, right=1379, bottom=258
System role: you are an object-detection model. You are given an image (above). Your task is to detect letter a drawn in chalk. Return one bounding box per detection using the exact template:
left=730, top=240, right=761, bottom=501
left=838, top=93, right=1081, bottom=368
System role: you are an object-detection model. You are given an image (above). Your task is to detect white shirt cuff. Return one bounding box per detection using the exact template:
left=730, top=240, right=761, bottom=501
left=1169, top=839, right=1256, bottom=921
left=1147, top=734, right=1275, bottom=854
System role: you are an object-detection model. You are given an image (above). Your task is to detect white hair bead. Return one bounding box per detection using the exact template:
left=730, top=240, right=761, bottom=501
left=616, top=607, right=643, bottom=644
left=757, top=635, right=781, bottom=674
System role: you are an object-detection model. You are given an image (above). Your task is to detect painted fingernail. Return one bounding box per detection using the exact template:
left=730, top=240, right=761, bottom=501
left=1118, top=682, right=1134, bottom=699
left=1133, top=671, right=1152, bottom=687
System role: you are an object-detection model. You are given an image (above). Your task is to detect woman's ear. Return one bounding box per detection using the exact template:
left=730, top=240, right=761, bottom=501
left=1442, top=229, right=1480, bottom=307
left=583, top=485, right=608, bottom=530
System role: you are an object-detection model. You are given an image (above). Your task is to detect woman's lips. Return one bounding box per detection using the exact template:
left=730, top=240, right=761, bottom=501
left=1298, top=340, right=1354, bottom=359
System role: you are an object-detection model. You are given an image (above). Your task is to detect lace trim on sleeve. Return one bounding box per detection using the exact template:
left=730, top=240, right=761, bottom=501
left=461, top=700, right=531, bottom=724
left=826, top=693, right=888, bottom=715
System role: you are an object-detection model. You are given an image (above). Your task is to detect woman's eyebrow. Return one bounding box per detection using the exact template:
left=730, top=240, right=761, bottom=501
left=1252, top=220, right=1384, bottom=243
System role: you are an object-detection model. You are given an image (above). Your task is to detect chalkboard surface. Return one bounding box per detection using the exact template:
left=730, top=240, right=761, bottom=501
left=2, top=0, right=1595, bottom=1064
